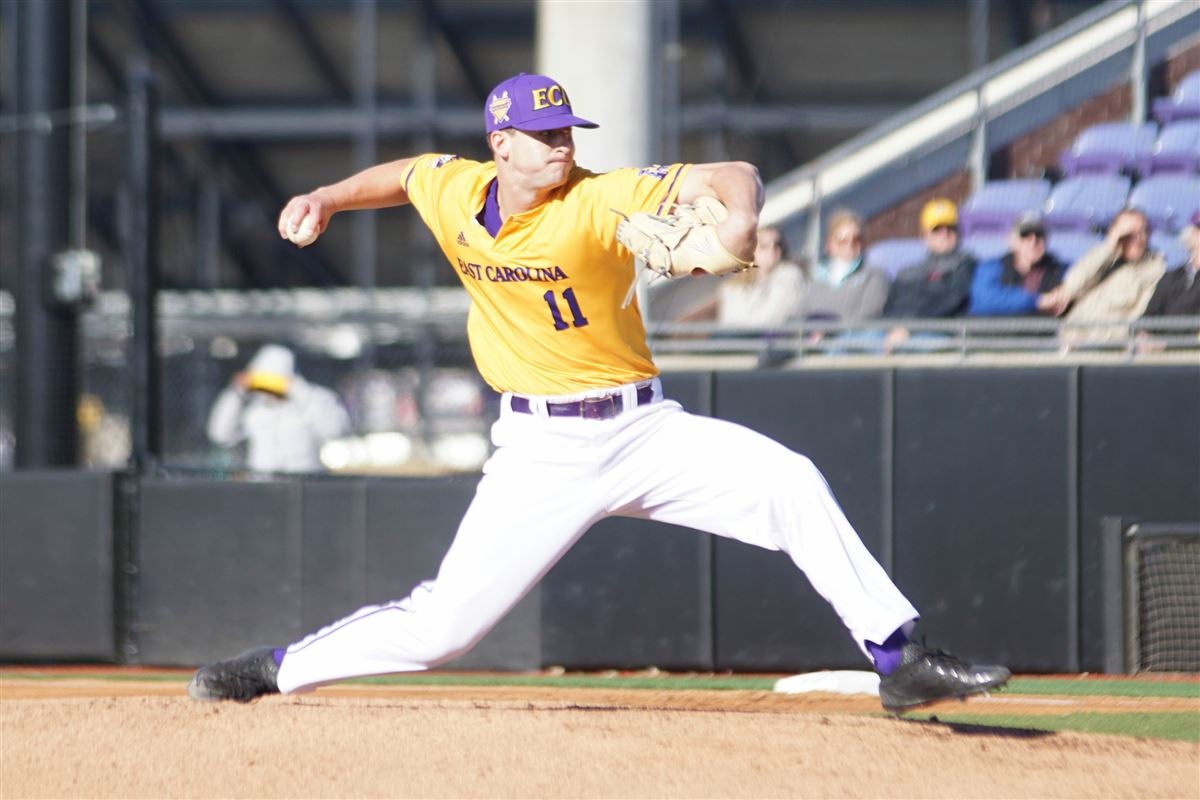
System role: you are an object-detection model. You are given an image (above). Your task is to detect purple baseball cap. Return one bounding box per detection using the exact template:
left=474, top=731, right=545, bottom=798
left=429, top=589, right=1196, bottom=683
left=484, top=73, right=599, bottom=134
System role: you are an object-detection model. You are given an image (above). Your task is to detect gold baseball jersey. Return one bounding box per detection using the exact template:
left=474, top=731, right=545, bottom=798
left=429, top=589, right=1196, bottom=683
left=401, top=155, right=691, bottom=395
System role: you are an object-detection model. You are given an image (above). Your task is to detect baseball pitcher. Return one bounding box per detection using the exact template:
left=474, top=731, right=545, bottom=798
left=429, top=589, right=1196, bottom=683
left=188, top=72, right=1009, bottom=712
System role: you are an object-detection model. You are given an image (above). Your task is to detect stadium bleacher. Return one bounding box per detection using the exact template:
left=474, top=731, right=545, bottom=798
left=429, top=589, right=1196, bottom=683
left=863, top=237, right=927, bottom=278
left=1046, top=230, right=1103, bottom=266
left=1150, top=230, right=1190, bottom=271
left=962, top=232, right=1011, bottom=262
left=1043, top=174, right=1130, bottom=231
left=1128, top=174, right=1200, bottom=233
left=1058, top=121, right=1158, bottom=177
left=1152, top=70, right=1200, bottom=124
left=867, top=75, right=1197, bottom=278
left=958, top=179, right=1052, bottom=236
left=1139, top=119, right=1200, bottom=176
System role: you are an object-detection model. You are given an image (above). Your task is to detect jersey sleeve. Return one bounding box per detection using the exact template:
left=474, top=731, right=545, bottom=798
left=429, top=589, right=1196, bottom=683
left=400, top=153, right=478, bottom=217
left=585, top=163, right=692, bottom=256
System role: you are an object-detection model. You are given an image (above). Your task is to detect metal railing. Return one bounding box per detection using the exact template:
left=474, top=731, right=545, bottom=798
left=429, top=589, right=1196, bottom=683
left=647, top=316, right=1200, bottom=367
left=0, top=289, right=1197, bottom=365
left=759, top=0, right=1199, bottom=257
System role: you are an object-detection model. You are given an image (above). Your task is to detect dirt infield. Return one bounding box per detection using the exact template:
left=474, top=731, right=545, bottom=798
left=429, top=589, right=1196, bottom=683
left=2, top=675, right=1198, bottom=799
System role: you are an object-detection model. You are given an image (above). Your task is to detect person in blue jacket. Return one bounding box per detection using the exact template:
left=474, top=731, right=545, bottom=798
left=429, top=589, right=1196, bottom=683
left=969, top=212, right=1066, bottom=316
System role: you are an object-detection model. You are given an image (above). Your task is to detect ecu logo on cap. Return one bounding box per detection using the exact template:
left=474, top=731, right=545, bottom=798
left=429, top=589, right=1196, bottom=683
left=531, top=84, right=569, bottom=110
left=489, top=91, right=512, bottom=126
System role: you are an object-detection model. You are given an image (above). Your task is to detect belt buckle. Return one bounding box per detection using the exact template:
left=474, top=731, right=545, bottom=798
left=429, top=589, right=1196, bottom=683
left=580, top=395, right=619, bottom=420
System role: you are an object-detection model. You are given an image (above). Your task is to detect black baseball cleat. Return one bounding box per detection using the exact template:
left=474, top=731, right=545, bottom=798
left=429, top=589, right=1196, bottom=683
left=878, top=640, right=1011, bottom=712
left=187, top=646, right=281, bottom=703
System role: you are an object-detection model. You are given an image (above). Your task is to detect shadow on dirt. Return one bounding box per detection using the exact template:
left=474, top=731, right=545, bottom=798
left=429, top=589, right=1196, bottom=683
left=898, top=715, right=1055, bottom=739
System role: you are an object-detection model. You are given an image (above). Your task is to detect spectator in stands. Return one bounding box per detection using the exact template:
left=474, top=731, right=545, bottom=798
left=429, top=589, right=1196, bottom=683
left=718, top=226, right=806, bottom=327
left=1141, top=210, right=1200, bottom=317
left=1042, top=209, right=1166, bottom=342
left=681, top=226, right=806, bottom=328
left=884, top=198, right=975, bottom=318
left=968, top=212, right=1066, bottom=316
left=881, top=198, right=975, bottom=348
left=799, top=209, right=890, bottom=324
left=207, top=344, right=351, bottom=473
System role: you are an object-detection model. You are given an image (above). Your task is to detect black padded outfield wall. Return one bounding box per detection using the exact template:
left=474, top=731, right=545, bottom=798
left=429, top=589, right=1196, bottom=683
left=136, top=479, right=307, bottom=665
left=891, top=369, right=1075, bottom=673
left=135, top=476, right=533, bottom=668
left=1077, top=366, right=1200, bottom=671
left=541, top=372, right=715, bottom=669
left=711, top=370, right=890, bottom=671
left=0, top=471, right=116, bottom=660
left=1, top=365, right=1197, bottom=672
left=362, top=477, right=539, bottom=670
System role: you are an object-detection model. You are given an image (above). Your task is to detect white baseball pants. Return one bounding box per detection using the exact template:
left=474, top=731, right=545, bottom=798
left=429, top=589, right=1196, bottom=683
left=276, top=378, right=918, bottom=693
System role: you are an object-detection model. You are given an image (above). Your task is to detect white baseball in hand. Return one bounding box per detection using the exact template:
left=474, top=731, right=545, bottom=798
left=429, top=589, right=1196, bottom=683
left=287, top=214, right=319, bottom=247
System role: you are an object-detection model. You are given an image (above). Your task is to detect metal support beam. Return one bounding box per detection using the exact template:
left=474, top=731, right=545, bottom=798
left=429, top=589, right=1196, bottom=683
left=969, top=0, right=990, bottom=72
left=658, top=0, right=682, bottom=163
left=421, top=0, right=489, bottom=103
left=352, top=0, right=378, bottom=291
left=969, top=90, right=988, bottom=190
left=124, top=62, right=161, bottom=471
left=1130, top=0, right=1147, bottom=122
left=275, top=0, right=352, bottom=103
left=155, top=101, right=902, bottom=141
left=704, top=0, right=758, bottom=90
left=703, top=0, right=800, bottom=170
left=2, top=0, right=18, bottom=291
left=121, top=0, right=344, bottom=287
left=15, top=0, right=78, bottom=467
left=410, top=3, right=438, bottom=291
left=87, top=25, right=263, bottom=287
left=195, top=176, right=222, bottom=288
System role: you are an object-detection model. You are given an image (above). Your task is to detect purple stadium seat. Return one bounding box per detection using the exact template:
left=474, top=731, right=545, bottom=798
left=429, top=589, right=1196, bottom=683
left=865, top=238, right=926, bottom=278
left=958, top=179, right=1051, bottom=236
left=1128, top=175, right=1200, bottom=233
left=962, top=233, right=1009, bottom=261
left=1150, top=230, right=1189, bottom=271
left=1138, top=120, right=1200, bottom=176
left=1046, top=231, right=1103, bottom=266
left=1043, top=174, right=1130, bottom=231
left=1059, top=122, right=1158, bottom=177
left=1152, top=70, right=1200, bottom=124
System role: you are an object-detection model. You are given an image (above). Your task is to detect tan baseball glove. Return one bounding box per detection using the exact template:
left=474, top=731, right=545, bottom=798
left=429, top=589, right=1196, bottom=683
left=615, top=196, right=753, bottom=280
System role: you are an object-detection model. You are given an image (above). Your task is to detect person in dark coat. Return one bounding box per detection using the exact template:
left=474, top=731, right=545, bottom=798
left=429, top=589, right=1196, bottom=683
left=1141, top=210, right=1200, bottom=318
left=969, top=212, right=1066, bottom=316
left=883, top=198, right=976, bottom=320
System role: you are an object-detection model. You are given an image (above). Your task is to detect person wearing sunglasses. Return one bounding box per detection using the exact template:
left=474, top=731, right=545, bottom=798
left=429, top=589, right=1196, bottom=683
left=801, top=209, right=890, bottom=324
left=881, top=198, right=976, bottom=349
left=968, top=212, right=1066, bottom=316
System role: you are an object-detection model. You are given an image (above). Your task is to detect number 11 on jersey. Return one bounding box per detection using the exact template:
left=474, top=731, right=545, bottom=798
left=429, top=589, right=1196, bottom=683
left=543, top=288, right=589, bottom=331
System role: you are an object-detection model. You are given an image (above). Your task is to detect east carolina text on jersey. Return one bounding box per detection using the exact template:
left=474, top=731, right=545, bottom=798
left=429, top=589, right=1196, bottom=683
left=402, top=154, right=690, bottom=395
left=456, top=259, right=570, bottom=284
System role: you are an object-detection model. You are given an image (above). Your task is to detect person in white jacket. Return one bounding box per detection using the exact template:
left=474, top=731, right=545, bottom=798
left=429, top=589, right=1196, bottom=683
left=206, top=344, right=351, bottom=473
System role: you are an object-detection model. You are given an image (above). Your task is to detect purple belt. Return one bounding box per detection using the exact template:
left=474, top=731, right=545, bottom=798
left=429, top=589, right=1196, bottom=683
left=510, top=385, right=656, bottom=420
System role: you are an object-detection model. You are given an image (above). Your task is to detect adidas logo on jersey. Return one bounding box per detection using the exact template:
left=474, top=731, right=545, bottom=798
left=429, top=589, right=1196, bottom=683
left=457, top=231, right=468, bottom=247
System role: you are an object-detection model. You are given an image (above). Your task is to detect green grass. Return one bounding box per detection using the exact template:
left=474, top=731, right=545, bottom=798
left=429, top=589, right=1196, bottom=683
left=902, top=711, right=1200, bottom=743
left=1006, top=677, right=1199, bottom=699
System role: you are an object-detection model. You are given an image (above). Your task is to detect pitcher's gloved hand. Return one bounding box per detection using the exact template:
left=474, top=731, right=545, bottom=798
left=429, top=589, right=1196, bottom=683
left=615, top=196, right=754, bottom=279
